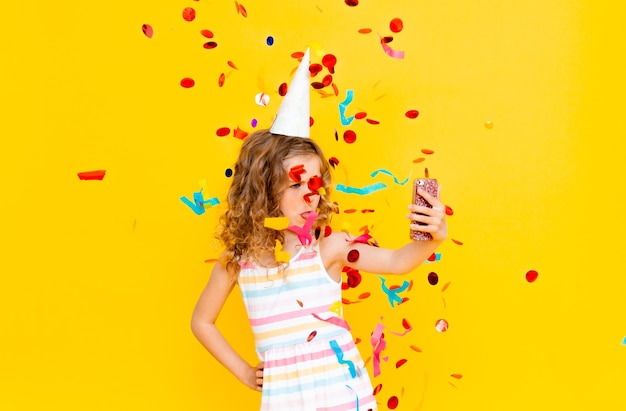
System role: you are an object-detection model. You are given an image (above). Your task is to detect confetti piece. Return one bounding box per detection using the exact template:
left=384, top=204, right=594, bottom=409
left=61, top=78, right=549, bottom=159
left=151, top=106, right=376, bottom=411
left=225, top=168, right=233, bottom=178
left=355, top=111, right=367, bottom=119
left=410, top=345, right=422, bottom=352
left=424, top=253, right=441, bottom=263
left=264, top=217, right=290, bottom=230
left=373, top=383, right=383, bottom=395
left=227, top=60, right=238, bottom=69
left=200, top=29, right=214, bottom=38
left=428, top=272, right=439, bottom=285
left=435, top=319, right=449, bottom=332
left=347, top=249, right=360, bottom=263
left=235, top=1, right=247, bottom=17
left=412, top=158, right=425, bottom=163
left=485, top=120, right=494, bottom=129
left=365, top=118, right=380, bottom=125
left=180, top=77, right=195, bottom=88
left=450, top=374, right=463, bottom=379
left=445, top=205, right=454, bottom=216
left=526, top=270, right=539, bottom=283
left=329, top=301, right=342, bottom=315
left=338, top=90, right=355, bottom=126
left=297, top=300, right=303, bottom=307
left=345, top=0, right=359, bottom=6
left=358, top=292, right=370, bottom=299
left=204, top=258, right=218, bottom=263
left=216, top=127, right=230, bottom=137
left=255, top=92, right=270, bottom=106
left=344, top=209, right=357, bottom=214
left=307, top=175, right=323, bottom=191
left=203, top=41, right=218, bottom=49
left=335, top=182, right=387, bottom=195
left=343, top=267, right=362, bottom=288
left=380, top=36, right=405, bottom=59
left=142, top=24, right=153, bottom=38
left=421, top=148, right=434, bottom=155
left=251, top=118, right=258, bottom=127
left=395, top=359, right=407, bottom=368
left=451, top=239, right=463, bottom=245
left=343, top=130, right=357, bottom=144
left=379, top=276, right=410, bottom=307
left=278, top=83, right=288, bottom=96
left=371, top=323, right=386, bottom=377
left=180, top=189, right=219, bottom=216
left=307, top=330, right=317, bottom=342
left=330, top=339, right=357, bottom=377
left=322, top=54, right=337, bottom=74
left=622, top=337, right=626, bottom=345
left=358, top=28, right=372, bottom=34
left=233, top=127, right=249, bottom=139
left=405, top=109, right=419, bottom=119
left=274, top=239, right=290, bottom=262
left=266, top=36, right=274, bottom=46
left=218, top=73, right=225, bottom=87
left=388, top=396, right=399, bottom=409
left=390, top=18, right=404, bottom=33
left=441, top=281, right=451, bottom=292
left=370, top=169, right=410, bottom=185
left=312, top=313, right=351, bottom=330
left=182, top=7, right=196, bottom=21
left=77, top=170, right=106, bottom=180
left=287, top=211, right=318, bottom=246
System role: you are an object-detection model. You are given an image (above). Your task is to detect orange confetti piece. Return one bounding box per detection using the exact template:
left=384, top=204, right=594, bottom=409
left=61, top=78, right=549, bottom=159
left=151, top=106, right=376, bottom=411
left=373, top=384, right=383, bottom=395
left=307, top=330, right=317, bottom=342
left=354, top=337, right=361, bottom=344
left=233, top=127, right=249, bottom=139
left=331, top=83, right=339, bottom=96
left=344, top=209, right=357, bottom=214
left=218, top=73, right=225, bottom=87
left=200, top=29, right=214, bottom=38
left=452, top=238, right=463, bottom=245
left=358, top=28, right=372, bottom=34
left=234, top=1, right=247, bottom=17
left=441, top=281, right=452, bottom=292
left=450, top=374, right=463, bottom=379
left=410, top=345, right=422, bottom=352
left=296, top=300, right=303, bottom=307
left=421, top=148, right=434, bottom=155
left=445, top=205, right=454, bottom=215
left=227, top=60, right=238, bottom=70
left=141, top=24, right=153, bottom=38
left=355, top=111, right=367, bottom=119
left=412, top=158, right=425, bottom=163
left=358, top=292, right=371, bottom=299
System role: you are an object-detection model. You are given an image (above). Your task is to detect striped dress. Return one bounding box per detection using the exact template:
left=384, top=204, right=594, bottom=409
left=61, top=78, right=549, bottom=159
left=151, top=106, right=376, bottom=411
left=238, top=245, right=378, bottom=411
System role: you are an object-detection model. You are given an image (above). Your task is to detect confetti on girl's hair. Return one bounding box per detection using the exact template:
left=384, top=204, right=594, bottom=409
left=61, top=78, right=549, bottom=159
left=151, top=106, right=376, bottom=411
left=278, top=82, right=288, bottom=96
left=234, top=1, right=247, bottom=17
left=255, top=92, right=270, bottom=106
left=335, top=182, right=388, bottom=196
left=421, top=148, right=434, bottom=155
left=200, top=29, right=214, bottom=38
left=225, top=168, right=233, bottom=178
left=412, top=158, right=425, bottom=163
left=405, top=109, right=419, bottom=119
left=441, top=281, right=451, bottom=292
left=180, top=77, right=195, bottom=88
left=358, top=28, right=372, bottom=34
left=227, top=60, right=238, bottom=70
left=358, top=292, right=370, bottom=299
left=216, top=127, right=230, bottom=137
left=218, top=73, right=225, bottom=87
left=289, top=164, right=305, bottom=182
left=390, top=18, right=404, bottom=33
left=347, top=249, right=360, bottom=263
left=307, top=330, right=317, bottom=342
left=264, top=217, right=290, bottom=230
left=428, top=272, right=439, bottom=285
left=339, top=89, right=355, bottom=125
left=450, top=374, right=463, bottom=379
left=410, top=345, right=422, bottom=352
left=182, top=7, right=196, bottom=21
left=451, top=239, right=464, bottom=245
left=329, top=157, right=339, bottom=168
left=233, top=127, right=249, bottom=139
left=395, top=359, right=408, bottom=368
left=266, top=36, right=274, bottom=46
left=365, top=118, right=380, bottom=125
left=387, top=395, right=399, bottom=409
left=343, top=130, right=357, bottom=144
left=142, top=24, right=153, bottom=38
left=296, top=300, right=303, bottom=307
left=344, top=0, right=359, bottom=6
left=445, top=205, right=454, bottom=216
left=203, top=41, right=218, bottom=49
left=322, top=54, right=337, bottom=74
left=77, top=170, right=106, bottom=180
left=435, top=319, right=449, bottom=332
left=526, top=270, right=539, bottom=283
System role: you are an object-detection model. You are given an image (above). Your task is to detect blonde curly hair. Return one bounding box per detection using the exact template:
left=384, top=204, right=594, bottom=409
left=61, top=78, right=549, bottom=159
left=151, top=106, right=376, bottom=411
left=217, top=129, right=337, bottom=277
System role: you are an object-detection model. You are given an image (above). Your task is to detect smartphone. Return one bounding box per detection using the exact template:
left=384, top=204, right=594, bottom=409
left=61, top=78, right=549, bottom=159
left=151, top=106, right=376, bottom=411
left=410, top=178, right=439, bottom=241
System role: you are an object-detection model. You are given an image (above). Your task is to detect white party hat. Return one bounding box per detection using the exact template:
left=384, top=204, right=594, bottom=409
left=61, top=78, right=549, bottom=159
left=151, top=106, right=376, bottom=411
left=270, top=48, right=310, bottom=138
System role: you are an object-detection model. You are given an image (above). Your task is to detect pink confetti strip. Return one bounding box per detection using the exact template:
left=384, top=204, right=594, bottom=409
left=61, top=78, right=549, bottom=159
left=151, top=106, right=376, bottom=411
left=370, top=323, right=387, bottom=377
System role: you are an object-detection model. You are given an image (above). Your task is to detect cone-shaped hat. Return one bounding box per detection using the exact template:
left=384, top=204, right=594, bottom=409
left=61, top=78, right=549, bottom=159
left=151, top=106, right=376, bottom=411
left=270, top=48, right=310, bottom=138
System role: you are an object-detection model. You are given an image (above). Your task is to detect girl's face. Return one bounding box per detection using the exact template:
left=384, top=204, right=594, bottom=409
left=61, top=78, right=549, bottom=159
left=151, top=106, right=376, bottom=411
left=279, top=154, right=322, bottom=226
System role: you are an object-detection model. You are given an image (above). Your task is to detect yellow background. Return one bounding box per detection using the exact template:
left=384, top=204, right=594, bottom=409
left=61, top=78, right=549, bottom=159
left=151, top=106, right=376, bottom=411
left=1, top=0, right=625, bottom=410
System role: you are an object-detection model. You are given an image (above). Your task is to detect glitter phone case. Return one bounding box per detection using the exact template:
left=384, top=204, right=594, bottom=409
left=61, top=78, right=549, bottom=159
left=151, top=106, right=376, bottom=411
left=410, top=178, right=439, bottom=241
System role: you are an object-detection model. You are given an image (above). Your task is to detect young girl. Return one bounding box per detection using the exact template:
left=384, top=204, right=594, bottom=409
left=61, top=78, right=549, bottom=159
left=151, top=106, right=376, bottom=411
left=191, top=129, right=448, bottom=410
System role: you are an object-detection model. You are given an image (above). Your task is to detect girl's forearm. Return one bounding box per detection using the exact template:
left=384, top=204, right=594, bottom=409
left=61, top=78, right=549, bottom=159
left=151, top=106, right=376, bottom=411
left=389, top=239, right=444, bottom=274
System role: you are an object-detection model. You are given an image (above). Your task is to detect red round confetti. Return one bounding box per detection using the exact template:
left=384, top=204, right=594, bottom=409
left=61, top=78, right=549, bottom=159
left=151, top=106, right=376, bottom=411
left=395, top=359, right=407, bottom=368
left=307, top=330, right=317, bottom=342
left=428, top=271, right=439, bottom=285
left=435, top=319, right=449, bottom=332
left=358, top=28, right=372, bottom=34
left=311, top=82, right=325, bottom=89
left=309, top=116, right=314, bottom=127
left=329, top=157, right=339, bottom=168
left=180, top=77, right=195, bottom=88
left=421, top=148, right=434, bottom=155
left=203, top=41, right=218, bottom=49
left=343, top=130, right=356, bottom=144
left=344, top=0, right=359, bottom=6
left=526, top=270, right=539, bottom=283
left=390, top=18, right=404, bottom=33
left=322, top=74, right=333, bottom=87
left=365, top=118, right=380, bottom=125
left=142, top=24, right=153, bottom=38
left=445, top=205, right=454, bottom=215
left=216, top=127, right=231, bottom=137
left=405, top=109, right=419, bottom=119
left=373, top=384, right=383, bottom=395
left=278, top=83, right=288, bottom=96
left=347, top=249, right=360, bottom=263
left=200, top=29, right=214, bottom=38
left=322, top=54, right=337, bottom=73
left=354, top=111, right=367, bottom=119
left=324, top=226, right=332, bottom=237
left=218, top=73, right=225, bottom=87
left=309, top=63, right=323, bottom=77
left=427, top=253, right=437, bottom=262
left=341, top=282, right=349, bottom=291
left=387, top=396, right=399, bottom=409
left=182, top=7, right=196, bottom=21
left=346, top=268, right=362, bottom=287
left=291, top=51, right=305, bottom=59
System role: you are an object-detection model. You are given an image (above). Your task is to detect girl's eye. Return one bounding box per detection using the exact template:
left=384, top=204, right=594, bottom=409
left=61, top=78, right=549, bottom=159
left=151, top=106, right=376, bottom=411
left=290, top=183, right=302, bottom=189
